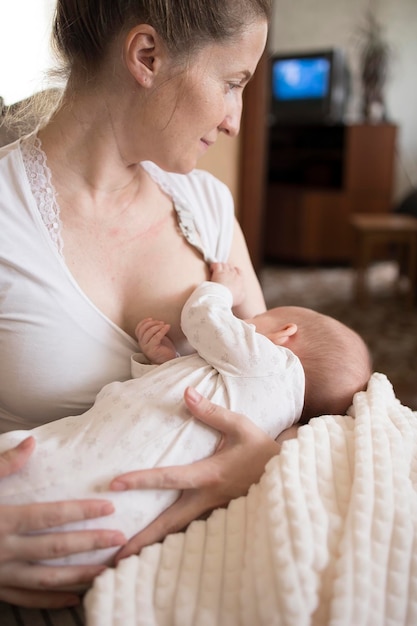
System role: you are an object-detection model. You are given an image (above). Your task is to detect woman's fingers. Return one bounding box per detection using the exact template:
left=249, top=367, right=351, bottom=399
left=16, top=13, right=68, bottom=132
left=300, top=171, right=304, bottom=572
left=114, top=490, right=206, bottom=562
left=0, top=445, right=127, bottom=608
left=275, top=424, right=300, bottom=447
left=1, top=561, right=106, bottom=591
left=0, top=585, right=81, bottom=609
left=0, top=500, right=126, bottom=607
left=111, top=457, right=218, bottom=491
left=183, top=386, right=244, bottom=436
left=0, top=437, right=35, bottom=479
left=2, top=499, right=116, bottom=534
left=1, top=527, right=125, bottom=562
left=0, top=559, right=112, bottom=608
left=0, top=502, right=125, bottom=608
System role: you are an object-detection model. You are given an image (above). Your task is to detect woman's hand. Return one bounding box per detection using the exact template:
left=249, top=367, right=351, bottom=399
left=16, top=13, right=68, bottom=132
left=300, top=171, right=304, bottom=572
left=111, top=387, right=282, bottom=562
left=0, top=435, right=35, bottom=478
left=0, top=437, right=126, bottom=609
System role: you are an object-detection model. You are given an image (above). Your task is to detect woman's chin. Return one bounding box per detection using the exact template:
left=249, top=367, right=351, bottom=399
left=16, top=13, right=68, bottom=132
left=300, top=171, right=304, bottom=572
left=152, top=156, right=197, bottom=175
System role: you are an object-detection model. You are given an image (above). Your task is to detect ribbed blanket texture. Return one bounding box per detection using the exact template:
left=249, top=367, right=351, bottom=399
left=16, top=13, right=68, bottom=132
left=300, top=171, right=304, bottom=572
left=84, top=373, right=417, bottom=626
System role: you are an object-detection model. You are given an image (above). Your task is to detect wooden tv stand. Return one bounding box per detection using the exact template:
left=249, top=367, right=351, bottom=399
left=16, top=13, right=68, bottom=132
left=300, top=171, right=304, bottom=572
left=263, top=123, right=397, bottom=263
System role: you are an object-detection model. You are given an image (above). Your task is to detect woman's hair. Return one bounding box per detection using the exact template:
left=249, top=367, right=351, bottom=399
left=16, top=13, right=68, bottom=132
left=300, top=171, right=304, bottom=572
left=53, top=0, right=272, bottom=80
left=2, top=0, right=270, bottom=150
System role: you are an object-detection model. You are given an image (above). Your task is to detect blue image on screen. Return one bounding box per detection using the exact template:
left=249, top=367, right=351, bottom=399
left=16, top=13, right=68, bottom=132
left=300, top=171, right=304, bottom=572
left=273, top=57, right=330, bottom=101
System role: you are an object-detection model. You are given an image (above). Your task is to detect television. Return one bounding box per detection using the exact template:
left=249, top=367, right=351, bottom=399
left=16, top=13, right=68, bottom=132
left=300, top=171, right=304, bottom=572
left=269, top=48, right=350, bottom=125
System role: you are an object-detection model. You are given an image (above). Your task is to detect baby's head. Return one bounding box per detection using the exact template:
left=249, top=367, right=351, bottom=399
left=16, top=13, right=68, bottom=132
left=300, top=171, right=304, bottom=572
left=248, top=306, right=372, bottom=422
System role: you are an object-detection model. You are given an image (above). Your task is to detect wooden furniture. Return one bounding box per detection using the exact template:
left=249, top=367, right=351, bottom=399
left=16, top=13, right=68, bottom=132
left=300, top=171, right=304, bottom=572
left=263, top=123, right=397, bottom=263
left=350, top=213, right=417, bottom=307
left=238, top=50, right=270, bottom=271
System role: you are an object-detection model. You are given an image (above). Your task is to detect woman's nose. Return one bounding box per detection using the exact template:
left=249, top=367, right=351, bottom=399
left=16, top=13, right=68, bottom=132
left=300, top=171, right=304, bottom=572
left=218, top=100, right=242, bottom=138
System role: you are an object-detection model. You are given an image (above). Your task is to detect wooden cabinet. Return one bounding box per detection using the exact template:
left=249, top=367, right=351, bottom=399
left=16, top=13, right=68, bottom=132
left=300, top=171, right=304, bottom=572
left=263, top=123, right=397, bottom=263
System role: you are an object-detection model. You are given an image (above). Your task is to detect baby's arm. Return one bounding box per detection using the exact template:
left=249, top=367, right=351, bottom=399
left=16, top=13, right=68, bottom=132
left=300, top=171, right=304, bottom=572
left=135, top=318, right=178, bottom=365
left=209, top=262, right=245, bottom=309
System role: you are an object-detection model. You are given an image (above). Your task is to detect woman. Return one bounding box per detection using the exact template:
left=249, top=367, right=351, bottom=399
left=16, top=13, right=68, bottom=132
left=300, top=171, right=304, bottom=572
left=0, top=0, right=283, bottom=610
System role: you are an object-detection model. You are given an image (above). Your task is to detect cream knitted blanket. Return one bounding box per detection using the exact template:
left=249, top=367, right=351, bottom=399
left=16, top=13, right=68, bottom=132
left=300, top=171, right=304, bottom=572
left=84, top=373, right=417, bottom=626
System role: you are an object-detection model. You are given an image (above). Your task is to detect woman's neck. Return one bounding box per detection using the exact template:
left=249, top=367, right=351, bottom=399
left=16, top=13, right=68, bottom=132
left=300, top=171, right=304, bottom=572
left=37, top=85, right=144, bottom=197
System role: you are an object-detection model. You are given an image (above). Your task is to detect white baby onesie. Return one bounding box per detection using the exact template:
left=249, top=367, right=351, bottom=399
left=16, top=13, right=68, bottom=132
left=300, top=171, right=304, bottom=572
left=0, top=282, right=304, bottom=566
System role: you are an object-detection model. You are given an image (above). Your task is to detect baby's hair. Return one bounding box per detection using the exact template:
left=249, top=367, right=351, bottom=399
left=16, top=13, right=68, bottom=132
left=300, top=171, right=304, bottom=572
left=289, top=308, right=372, bottom=422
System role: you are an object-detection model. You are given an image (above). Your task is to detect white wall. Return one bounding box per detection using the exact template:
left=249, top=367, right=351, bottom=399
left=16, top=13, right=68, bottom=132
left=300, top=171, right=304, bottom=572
left=0, top=0, right=56, bottom=105
left=270, top=0, right=417, bottom=201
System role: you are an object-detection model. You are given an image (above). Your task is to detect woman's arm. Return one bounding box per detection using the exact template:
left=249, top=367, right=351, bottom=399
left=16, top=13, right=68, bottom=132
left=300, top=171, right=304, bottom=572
left=111, top=387, right=284, bottom=561
left=0, top=438, right=126, bottom=609
left=227, top=218, right=266, bottom=318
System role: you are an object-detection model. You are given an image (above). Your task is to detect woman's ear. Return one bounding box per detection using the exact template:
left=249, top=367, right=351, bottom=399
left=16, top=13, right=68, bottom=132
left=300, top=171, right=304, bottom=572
left=268, top=323, right=298, bottom=346
left=124, top=25, right=163, bottom=88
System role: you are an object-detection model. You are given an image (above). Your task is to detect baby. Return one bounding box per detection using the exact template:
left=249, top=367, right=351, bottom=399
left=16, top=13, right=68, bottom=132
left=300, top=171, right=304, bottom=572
left=0, top=264, right=371, bottom=566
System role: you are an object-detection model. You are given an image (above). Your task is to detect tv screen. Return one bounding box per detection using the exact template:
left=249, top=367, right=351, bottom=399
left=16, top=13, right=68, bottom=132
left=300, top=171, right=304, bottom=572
left=272, top=57, right=331, bottom=101
left=270, top=49, right=350, bottom=125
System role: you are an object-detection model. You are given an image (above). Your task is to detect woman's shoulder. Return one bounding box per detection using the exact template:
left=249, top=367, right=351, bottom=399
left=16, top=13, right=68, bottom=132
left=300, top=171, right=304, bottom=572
left=0, top=139, right=26, bottom=194
left=0, top=138, right=21, bottom=162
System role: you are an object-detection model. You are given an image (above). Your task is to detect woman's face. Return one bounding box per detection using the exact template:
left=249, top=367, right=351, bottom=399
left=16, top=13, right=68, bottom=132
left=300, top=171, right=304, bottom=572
left=141, top=19, right=268, bottom=173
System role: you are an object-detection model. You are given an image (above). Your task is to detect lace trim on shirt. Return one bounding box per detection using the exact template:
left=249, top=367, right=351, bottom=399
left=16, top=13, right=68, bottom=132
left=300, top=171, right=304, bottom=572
left=19, top=139, right=212, bottom=263
left=20, top=134, right=64, bottom=254
left=141, top=161, right=215, bottom=264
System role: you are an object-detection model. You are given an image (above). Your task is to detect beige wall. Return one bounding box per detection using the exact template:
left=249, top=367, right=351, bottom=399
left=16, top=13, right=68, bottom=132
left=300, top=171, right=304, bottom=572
left=270, top=0, right=417, bottom=202
left=195, top=0, right=417, bottom=213
left=198, top=134, right=241, bottom=213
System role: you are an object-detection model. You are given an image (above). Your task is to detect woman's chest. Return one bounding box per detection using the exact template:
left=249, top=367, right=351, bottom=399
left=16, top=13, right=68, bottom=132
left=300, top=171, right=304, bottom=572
left=62, top=206, right=210, bottom=349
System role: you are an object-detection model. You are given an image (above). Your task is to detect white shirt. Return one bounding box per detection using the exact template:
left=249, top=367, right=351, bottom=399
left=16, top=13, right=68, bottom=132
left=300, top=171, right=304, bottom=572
left=0, top=137, right=234, bottom=431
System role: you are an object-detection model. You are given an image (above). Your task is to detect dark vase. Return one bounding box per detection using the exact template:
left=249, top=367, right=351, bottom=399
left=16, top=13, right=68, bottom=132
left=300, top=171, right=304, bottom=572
left=359, top=13, right=390, bottom=123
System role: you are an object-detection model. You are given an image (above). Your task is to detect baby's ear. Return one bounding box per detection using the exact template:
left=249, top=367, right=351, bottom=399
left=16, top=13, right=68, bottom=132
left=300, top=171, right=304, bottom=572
left=269, top=323, right=298, bottom=346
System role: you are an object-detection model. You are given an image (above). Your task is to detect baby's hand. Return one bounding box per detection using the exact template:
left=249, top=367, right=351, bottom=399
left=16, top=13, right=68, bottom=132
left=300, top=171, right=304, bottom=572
left=210, top=263, right=245, bottom=308
left=135, top=318, right=177, bottom=365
